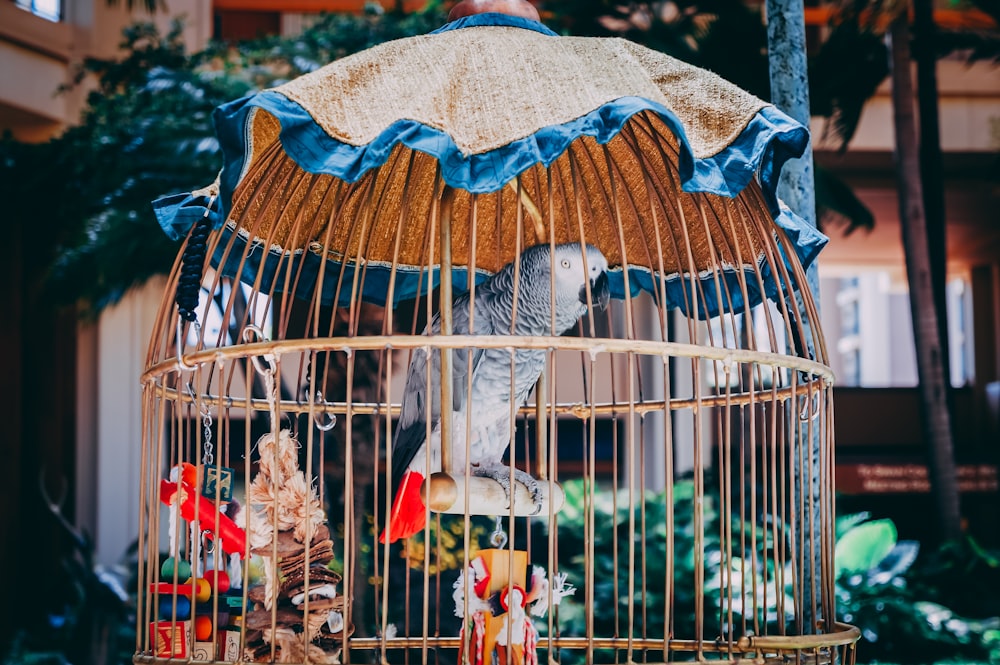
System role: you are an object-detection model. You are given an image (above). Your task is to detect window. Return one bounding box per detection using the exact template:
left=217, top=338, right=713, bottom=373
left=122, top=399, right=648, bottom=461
left=820, top=271, right=972, bottom=388
left=947, top=278, right=972, bottom=387
left=15, top=0, right=61, bottom=22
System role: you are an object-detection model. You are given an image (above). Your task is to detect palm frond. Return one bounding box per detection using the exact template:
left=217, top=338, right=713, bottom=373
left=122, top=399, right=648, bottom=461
left=814, top=163, right=876, bottom=236
left=809, top=21, right=890, bottom=150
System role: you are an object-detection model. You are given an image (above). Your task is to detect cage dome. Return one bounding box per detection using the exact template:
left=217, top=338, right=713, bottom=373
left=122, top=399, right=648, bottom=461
left=137, top=6, right=859, bottom=665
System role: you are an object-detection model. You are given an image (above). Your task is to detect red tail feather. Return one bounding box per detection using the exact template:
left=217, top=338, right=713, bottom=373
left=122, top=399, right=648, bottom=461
left=379, top=470, right=426, bottom=543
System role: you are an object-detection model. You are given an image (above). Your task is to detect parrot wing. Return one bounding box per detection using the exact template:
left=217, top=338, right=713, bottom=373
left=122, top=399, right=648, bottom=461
left=389, top=290, right=495, bottom=490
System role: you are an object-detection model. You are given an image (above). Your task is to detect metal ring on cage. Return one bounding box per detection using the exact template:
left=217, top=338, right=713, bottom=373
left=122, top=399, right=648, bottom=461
left=175, top=320, right=200, bottom=373
left=310, top=390, right=337, bottom=431
left=798, top=390, right=822, bottom=421
left=490, top=516, right=508, bottom=549
left=241, top=324, right=277, bottom=376
left=201, top=529, right=216, bottom=554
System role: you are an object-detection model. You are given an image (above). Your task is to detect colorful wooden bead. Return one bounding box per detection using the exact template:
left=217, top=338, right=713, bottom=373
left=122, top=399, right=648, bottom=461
left=160, top=557, right=192, bottom=581
left=204, top=569, right=230, bottom=594
left=189, top=577, right=211, bottom=603
left=157, top=595, right=192, bottom=620
left=194, top=615, right=213, bottom=641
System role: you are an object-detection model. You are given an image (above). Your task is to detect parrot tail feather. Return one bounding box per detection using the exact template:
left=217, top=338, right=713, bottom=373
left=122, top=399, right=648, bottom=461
left=379, top=470, right=426, bottom=543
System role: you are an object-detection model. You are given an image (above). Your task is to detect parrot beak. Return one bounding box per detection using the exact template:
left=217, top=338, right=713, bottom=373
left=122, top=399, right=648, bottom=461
left=582, top=272, right=610, bottom=310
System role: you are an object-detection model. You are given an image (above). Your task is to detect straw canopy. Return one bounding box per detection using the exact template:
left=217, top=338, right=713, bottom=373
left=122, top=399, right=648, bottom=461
left=154, top=12, right=825, bottom=317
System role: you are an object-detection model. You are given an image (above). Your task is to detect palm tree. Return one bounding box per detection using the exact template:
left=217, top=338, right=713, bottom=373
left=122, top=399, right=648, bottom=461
left=887, top=10, right=963, bottom=540
left=812, top=0, right=1000, bottom=540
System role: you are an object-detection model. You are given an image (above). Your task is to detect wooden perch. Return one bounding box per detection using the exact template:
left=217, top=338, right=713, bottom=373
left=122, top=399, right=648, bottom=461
left=421, top=472, right=565, bottom=516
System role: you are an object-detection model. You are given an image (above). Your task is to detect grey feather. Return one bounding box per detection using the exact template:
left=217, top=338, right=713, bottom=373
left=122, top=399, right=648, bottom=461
left=389, top=242, right=609, bottom=493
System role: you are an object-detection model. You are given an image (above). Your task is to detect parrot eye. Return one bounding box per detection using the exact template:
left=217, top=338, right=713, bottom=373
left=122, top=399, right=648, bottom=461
left=560, top=259, right=571, bottom=269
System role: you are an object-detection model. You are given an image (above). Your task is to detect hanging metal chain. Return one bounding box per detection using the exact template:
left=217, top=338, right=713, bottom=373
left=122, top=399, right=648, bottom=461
left=185, top=382, right=215, bottom=466
left=201, top=400, right=214, bottom=466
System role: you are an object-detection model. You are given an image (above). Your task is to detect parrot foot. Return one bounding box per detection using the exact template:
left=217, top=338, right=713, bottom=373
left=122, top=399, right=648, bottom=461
left=473, top=465, right=545, bottom=515
left=513, top=468, right=545, bottom=515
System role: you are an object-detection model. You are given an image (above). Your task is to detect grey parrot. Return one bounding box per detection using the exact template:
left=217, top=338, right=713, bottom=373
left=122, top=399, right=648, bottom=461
left=380, top=242, right=610, bottom=543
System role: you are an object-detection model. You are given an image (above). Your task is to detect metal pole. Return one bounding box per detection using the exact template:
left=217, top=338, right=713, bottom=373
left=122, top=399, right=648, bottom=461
left=439, top=186, right=456, bottom=473
left=765, top=0, right=824, bottom=634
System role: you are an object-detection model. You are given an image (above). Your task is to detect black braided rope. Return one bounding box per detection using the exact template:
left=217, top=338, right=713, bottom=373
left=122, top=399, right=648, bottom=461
left=175, top=216, right=212, bottom=323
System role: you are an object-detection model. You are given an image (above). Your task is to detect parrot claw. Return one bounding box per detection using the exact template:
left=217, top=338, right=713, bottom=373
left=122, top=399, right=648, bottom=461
left=513, top=469, right=545, bottom=515
left=474, top=465, right=544, bottom=514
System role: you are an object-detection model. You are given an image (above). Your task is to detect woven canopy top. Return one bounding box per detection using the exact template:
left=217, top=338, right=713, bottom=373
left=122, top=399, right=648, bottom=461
left=154, top=13, right=825, bottom=317
left=275, top=21, right=766, bottom=162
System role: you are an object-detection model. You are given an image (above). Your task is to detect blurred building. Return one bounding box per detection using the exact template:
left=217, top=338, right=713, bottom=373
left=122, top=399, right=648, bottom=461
left=0, top=0, right=211, bottom=141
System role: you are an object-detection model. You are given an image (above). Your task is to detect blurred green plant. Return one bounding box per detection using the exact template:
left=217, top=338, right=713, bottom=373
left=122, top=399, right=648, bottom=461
left=1, top=3, right=448, bottom=319
left=548, top=478, right=1000, bottom=664
left=1, top=482, right=136, bottom=665
left=6, top=475, right=1000, bottom=665
left=835, top=513, right=1000, bottom=664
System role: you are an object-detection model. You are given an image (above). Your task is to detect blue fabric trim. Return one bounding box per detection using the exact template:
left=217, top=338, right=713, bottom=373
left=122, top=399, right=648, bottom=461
left=152, top=193, right=827, bottom=318
left=153, top=191, right=222, bottom=242
left=430, top=12, right=559, bottom=36
left=202, top=91, right=807, bottom=224
left=201, top=209, right=823, bottom=318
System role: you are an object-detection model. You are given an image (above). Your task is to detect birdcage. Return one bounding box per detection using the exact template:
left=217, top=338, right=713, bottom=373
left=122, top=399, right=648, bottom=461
left=136, top=3, right=860, bottom=665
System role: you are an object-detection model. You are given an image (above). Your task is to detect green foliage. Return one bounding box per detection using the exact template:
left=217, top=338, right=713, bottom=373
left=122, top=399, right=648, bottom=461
left=6, top=4, right=447, bottom=318
left=835, top=517, right=899, bottom=575
left=541, top=0, right=771, bottom=99
left=814, top=163, right=876, bottom=235
left=550, top=477, right=734, bottom=663
left=3, top=21, right=235, bottom=316
left=539, top=1, right=875, bottom=235
left=808, top=0, right=999, bottom=149
left=808, top=17, right=891, bottom=151
left=1, top=532, right=136, bottom=665
left=834, top=513, right=1000, bottom=664
left=550, top=481, right=1000, bottom=665
left=378, top=513, right=492, bottom=575
left=7, top=478, right=1000, bottom=665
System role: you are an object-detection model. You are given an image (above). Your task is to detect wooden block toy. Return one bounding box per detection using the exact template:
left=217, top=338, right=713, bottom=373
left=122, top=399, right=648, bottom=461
left=149, top=620, right=190, bottom=658
left=202, top=465, right=234, bottom=502
left=476, top=548, right=528, bottom=595
left=192, top=641, right=216, bottom=660
left=221, top=629, right=241, bottom=661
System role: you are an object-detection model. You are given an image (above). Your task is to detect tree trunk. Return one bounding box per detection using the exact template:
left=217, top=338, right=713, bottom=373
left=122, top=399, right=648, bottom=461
left=912, top=0, right=952, bottom=386
left=765, top=0, right=825, bottom=632
left=888, top=14, right=963, bottom=541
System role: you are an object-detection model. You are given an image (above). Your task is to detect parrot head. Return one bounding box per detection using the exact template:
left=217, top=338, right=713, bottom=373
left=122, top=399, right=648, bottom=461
left=514, top=242, right=609, bottom=337
left=502, top=242, right=611, bottom=336
left=547, top=242, right=610, bottom=312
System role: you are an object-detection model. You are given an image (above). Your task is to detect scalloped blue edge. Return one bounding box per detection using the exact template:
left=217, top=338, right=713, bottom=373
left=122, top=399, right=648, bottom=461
left=151, top=99, right=823, bottom=318
left=181, top=203, right=821, bottom=318
left=257, top=93, right=803, bottom=208
left=159, top=91, right=809, bottom=239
